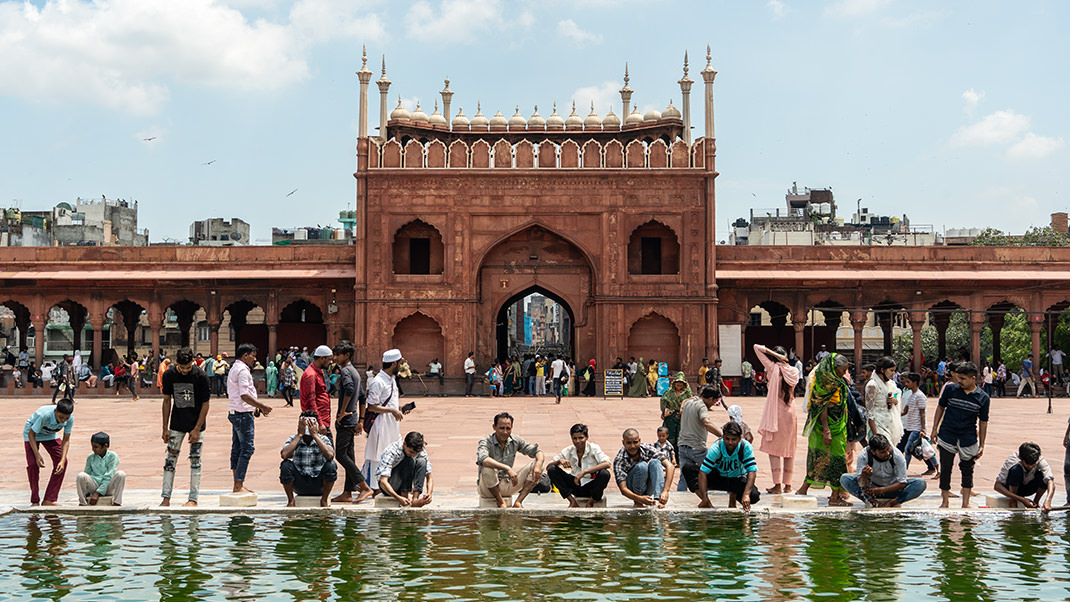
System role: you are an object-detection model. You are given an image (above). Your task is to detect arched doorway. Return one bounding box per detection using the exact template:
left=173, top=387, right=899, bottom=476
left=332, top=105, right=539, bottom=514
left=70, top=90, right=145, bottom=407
left=627, top=313, right=681, bottom=371
left=477, top=225, right=594, bottom=366
left=495, top=287, right=575, bottom=362
left=393, top=312, right=445, bottom=373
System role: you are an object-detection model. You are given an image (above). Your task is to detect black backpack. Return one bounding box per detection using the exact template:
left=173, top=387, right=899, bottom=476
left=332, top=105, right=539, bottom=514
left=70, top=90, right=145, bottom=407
left=845, top=387, right=868, bottom=443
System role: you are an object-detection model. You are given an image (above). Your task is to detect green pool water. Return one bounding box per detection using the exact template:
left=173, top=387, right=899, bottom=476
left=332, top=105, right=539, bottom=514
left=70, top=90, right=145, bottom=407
left=2, top=511, right=1067, bottom=601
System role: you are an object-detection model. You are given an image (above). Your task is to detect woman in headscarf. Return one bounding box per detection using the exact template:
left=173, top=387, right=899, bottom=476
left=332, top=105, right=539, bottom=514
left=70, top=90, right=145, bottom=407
left=627, top=357, right=648, bottom=397
left=866, top=356, right=904, bottom=445
left=646, top=359, right=659, bottom=396
left=582, top=359, right=597, bottom=396
left=503, top=358, right=517, bottom=396
left=727, top=404, right=753, bottom=443
left=796, top=353, right=851, bottom=506
left=265, top=360, right=279, bottom=398
left=755, top=344, right=800, bottom=494
left=659, top=372, right=691, bottom=464
left=280, top=357, right=297, bottom=407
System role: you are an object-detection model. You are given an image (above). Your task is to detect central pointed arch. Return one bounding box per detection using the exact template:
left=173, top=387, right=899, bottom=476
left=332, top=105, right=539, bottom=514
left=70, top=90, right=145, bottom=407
left=495, top=286, right=575, bottom=362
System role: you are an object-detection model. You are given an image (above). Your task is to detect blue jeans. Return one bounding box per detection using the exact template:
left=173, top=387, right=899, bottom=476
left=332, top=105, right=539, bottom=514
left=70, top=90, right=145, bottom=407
left=840, top=474, right=926, bottom=505
left=229, top=412, right=255, bottom=482
left=678, top=445, right=707, bottom=492
left=625, top=459, right=665, bottom=497
left=898, top=430, right=938, bottom=471
left=553, top=378, right=564, bottom=399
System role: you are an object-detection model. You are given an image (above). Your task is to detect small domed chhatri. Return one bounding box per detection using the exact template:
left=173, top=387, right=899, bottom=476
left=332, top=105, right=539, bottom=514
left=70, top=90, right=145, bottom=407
left=390, top=96, right=410, bottom=120
left=662, top=100, right=681, bottom=120
left=643, top=107, right=662, bottom=122
left=546, top=103, right=565, bottom=129
left=624, top=106, right=644, bottom=125
left=451, top=107, right=470, bottom=129
left=583, top=102, right=602, bottom=129
left=410, top=102, right=429, bottom=123
left=565, top=101, right=583, bottom=129
left=428, top=100, right=448, bottom=126
left=528, top=105, right=545, bottom=128
left=470, top=102, right=490, bottom=128
left=602, top=108, right=621, bottom=129
left=489, top=110, right=508, bottom=127
left=508, top=106, right=527, bottom=128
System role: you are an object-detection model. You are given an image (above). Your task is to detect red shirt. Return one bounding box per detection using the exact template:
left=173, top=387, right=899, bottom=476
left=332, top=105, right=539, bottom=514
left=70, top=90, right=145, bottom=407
left=299, top=363, right=331, bottom=427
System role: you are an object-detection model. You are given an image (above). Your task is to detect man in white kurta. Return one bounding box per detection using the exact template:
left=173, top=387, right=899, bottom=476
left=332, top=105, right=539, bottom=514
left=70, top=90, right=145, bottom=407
left=363, top=349, right=405, bottom=490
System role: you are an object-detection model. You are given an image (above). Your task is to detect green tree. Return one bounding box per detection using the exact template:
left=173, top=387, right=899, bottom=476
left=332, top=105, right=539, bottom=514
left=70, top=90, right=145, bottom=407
left=969, top=228, right=1015, bottom=246
left=1022, top=225, right=1070, bottom=247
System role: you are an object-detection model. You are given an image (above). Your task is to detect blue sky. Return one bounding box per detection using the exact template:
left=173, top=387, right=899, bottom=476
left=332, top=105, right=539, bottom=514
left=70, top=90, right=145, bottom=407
left=0, top=0, right=1066, bottom=243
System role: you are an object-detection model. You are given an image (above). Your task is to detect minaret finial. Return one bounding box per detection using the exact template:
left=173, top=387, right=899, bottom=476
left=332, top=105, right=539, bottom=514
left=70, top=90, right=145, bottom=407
left=624, top=62, right=630, bottom=85
left=362, top=44, right=367, bottom=68
left=706, top=44, right=711, bottom=67
left=381, top=55, right=386, bottom=75
left=684, top=51, right=689, bottom=76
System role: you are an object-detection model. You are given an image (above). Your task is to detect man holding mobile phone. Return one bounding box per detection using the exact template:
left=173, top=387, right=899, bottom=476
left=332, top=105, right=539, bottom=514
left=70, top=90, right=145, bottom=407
left=280, top=411, right=337, bottom=507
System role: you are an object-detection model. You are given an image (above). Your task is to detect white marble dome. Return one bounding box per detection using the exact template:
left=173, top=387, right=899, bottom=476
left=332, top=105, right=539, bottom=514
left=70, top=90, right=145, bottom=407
left=390, top=97, right=410, bottom=120
left=451, top=107, right=470, bottom=129
left=410, top=102, right=429, bottom=123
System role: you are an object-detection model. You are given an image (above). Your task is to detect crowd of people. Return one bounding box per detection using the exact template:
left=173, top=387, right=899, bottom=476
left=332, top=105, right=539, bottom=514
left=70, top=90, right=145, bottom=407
left=16, top=340, right=1069, bottom=513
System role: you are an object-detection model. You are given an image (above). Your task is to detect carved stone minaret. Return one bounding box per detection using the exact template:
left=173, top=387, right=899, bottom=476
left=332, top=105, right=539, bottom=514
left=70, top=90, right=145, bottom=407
left=700, top=45, right=717, bottom=141
left=375, top=55, right=391, bottom=142
left=678, top=51, right=694, bottom=144
left=619, top=63, right=633, bottom=120
left=356, top=45, right=373, bottom=139
left=440, top=78, right=454, bottom=131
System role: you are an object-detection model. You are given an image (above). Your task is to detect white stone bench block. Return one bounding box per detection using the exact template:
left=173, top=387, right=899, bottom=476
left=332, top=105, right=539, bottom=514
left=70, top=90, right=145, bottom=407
left=294, top=496, right=324, bottom=508
left=780, top=495, right=819, bottom=509
left=573, top=498, right=607, bottom=508
left=219, top=492, right=258, bottom=507
left=985, top=495, right=1014, bottom=508
left=479, top=496, right=512, bottom=508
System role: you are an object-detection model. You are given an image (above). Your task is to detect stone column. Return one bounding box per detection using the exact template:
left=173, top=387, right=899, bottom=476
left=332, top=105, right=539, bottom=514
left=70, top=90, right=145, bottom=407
left=267, top=323, right=278, bottom=360
left=969, top=312, right=984, bottom=364
left=151, top=319, right=162, bottom=369
left=989, top=313, right=1005, bottom=364
left=850, top=311, right=867, bottom=372
left=377, top=57, right=391, bottom=141
left=876, top=310, right=894, bottom=357
left=209, top=322, right=221, bottom=358
left=619, top=63, right=633, bottom=121
left=932, top=312, right=951, bottom=360
left=33, top=315, right=46, bottom=366
left=793, top=320, right=806, bottom=363
left=89, top=315, right=104, bottom=371
left=700, top=45, right=717, bottom=140
left=1031, top=318, right=1043, bottom=373
left=909, top=314, right=924, bottom=371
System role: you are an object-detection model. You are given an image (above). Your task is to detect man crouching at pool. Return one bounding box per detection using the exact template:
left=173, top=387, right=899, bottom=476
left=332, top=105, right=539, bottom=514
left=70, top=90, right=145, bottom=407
left=696, top=421, right=760, bottom=511
left=613, top=428, right=675, bottom=508
left=477, top=412, right=544, bottom=508
left=280, top=411, right=337, bottom=507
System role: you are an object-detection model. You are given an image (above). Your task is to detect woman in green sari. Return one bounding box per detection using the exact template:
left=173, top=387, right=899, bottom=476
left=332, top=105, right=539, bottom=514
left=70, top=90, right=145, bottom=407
left=659, top=372, right=691, bottom=463
left=796, top=353, right=852, bottom=506
left=265, top=361, right=278, bottom=397
left=627, top=357, right=648, bottom=397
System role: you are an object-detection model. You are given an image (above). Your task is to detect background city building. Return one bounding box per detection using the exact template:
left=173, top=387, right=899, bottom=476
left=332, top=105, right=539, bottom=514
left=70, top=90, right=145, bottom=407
left=189, top=218, right=250, bottom=246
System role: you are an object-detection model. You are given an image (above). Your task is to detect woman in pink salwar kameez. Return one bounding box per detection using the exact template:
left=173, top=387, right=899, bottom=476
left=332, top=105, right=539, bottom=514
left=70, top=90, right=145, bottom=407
left=755, top=344, right=800, bottom=494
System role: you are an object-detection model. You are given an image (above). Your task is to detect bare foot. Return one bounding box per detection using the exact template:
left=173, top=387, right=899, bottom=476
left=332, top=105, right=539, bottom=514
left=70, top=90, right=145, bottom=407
left=354, top=488, right=374, bottom=504
left=331, top=493, right=354, bottom=503
left=182, top=500, right=198, bottom=507
left=939, top=502, right=950, bottom=509
left=766, top=485, right=783, bottom=494
left=160, top=498, right=170, bottom=507
left=783, top=486, right=794, bottom=495
left=827, top=496, right=851, bottom=507
left=233, top=486, right=255, bottom=494
left=585, top=498, right=597, bottom=508
left=320, top=498, right=330, bottom=507
left=496, top=499, right=508, bottom=508
left=511, top=501, right=524, bottom=509
left=567, top=498, right=580, bottom=508
left=42, top=501, right=60, bottom=506
left=286, top=500, right=296, bottom=507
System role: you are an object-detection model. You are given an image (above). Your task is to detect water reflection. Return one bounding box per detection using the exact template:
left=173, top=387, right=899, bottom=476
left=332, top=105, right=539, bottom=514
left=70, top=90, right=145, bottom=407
left=1, top=512, right=1070, bottom=601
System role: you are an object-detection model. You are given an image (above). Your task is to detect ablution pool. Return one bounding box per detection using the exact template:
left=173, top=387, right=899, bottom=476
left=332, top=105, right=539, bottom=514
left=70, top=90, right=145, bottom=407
left=2, top=511, right=1067, bottom=600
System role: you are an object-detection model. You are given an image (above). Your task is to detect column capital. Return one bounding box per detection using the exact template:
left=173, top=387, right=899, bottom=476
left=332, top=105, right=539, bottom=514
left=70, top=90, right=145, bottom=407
left=849, top=311, right=867, bottom=328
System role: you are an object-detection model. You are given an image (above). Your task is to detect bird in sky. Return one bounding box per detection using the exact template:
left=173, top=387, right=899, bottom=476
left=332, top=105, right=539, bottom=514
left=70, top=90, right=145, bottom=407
left=285, top=188, right=298, bottom=197
left=142, top=136, right=156, bottom=141
left=202, top=160, right=216, bottom=165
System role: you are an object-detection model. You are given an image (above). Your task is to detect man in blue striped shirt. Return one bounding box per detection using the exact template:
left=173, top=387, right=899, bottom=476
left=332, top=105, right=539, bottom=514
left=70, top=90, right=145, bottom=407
left=697, top=421, right=760, bottom=511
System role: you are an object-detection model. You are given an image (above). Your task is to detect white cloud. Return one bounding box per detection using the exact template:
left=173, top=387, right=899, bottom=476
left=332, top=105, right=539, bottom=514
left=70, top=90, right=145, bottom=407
left=961, top=88, right=984, bottom=115
left=289, top=0, right=385, bottom=43
left=767, top=0, right=790, bottom=20
left=557, top=19, right=602, bottom=45
left=0, top=0, right=308, bottom=115
left=825, top=0, right=892, bottom=18
left=950, top=110, right=1030, bottom=147
left=406, top=0, right=503, bottom=44
left=1007, top=132, right=1066, bottom=160
left=570, top=81, right=622, bottom=117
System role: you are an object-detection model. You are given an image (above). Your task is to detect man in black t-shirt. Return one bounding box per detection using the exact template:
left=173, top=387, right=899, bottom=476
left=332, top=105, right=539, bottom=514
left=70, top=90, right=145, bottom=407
left=331, top=340, right=374, bottom=504
left=160, top=347, right=212, bottom=507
